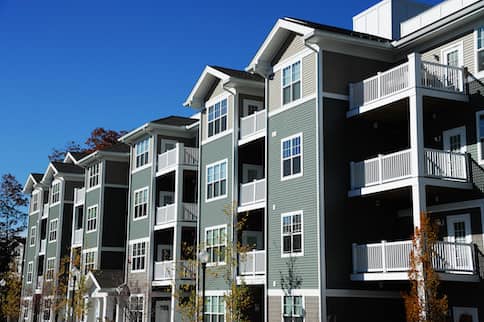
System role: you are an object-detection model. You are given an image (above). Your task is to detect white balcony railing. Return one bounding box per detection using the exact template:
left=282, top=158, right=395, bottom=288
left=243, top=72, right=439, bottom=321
left=239, top=250, right=266, bottom=276
left=73, top=228, right=83, bottom=245
left=157, top=143, right=198, bottom=173
left=179, top=260, right=196, bottom=279
left=74, top=188, right=85, bottom=205
left=43, top=204, right=49, bottom=218
left=349, top=56, right=466, bottom=110
left=154, top=261, right=174, bottom=281
left=400, top=0, right=480, bottom=37
left=239, top=179, right=266, bottom=206
left=240, top=110, right=266, bottom=140
left=352, top=240, right=476, bottom=275
left=36, top=276, right=43, bottom=290
left=39, top=239, right=46, bottom=254
left=155, top=203, right=198, bottom=226
left=350, top=148, right=469, bottom=189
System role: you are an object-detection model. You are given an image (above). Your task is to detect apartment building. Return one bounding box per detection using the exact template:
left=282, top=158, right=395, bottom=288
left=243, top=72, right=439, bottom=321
left=185, top=1, right=484, bottom=322
left=22, top=156, right=85, bottom=322
left=119, top=116, right=199, bottom=322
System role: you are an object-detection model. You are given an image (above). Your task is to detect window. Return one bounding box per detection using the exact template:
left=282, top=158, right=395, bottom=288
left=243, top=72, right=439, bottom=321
left=205, top=226, right=227, bottom=264
left=282, top=212, right=303, bottom=256
left=48, top=219, right=58, bottom=242
left=283, top=296, right=304, bottom=322
left=22, top=299, right=30, bottom=321
left=31, top=192, right=39, bottom=213
left=131, top=242, right=146, bottom=271
left=29, top=226, right=36, bottom=247
left=87, top=163, right=100, bottom=188
left=86, top=206, right=97, bottom=232
left=133, top=188, right=149, bottom=219
left=135, top=138, right=150, bottom=168
left=453, top=306, right=479, bottom=322
left=282, top=61, right=301, bottom=105
left=282, top=134, right=302, bottom=179
left=477, top=112, right=484, bottom=162
left=206, top=160, right=227, bottom=200
left=46, top=258, right=55, bottom=281
left=477, top=27, right=484, bottom=73
left=26, top=262, right=33, bottom=283
left=129, top=295, right=144, bottom=322
left=204, top=295, right=225, bottom=322
left=208, top=98, right=228, bottom=137
left=43, top=299, right=51, bottom=322
left=51, top=182, right=61, bottom=204
left=84, top=251, right=96, bottom=274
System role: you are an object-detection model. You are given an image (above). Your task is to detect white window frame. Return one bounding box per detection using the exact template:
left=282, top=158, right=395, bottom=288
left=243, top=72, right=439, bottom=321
left=281, top=211, right=304, bottom=258
left=205, top=159, right=228, bottom=202
left=134, top=137, right=151, bottom=169
left=133, top=187, right=149, bottom=220
left=442, top=126, right=467, bottom=153
left=282, top=295, right=305, bottom=321
left=475, top=111, right=484, bottom=164
left=474, top=26, right=484, bottom=78
left=204, top=295, right=225, bottom=322
left=42, top=298, right=52, bottom=322
left=441, top=41, right=464, bottom=68
left=446, top=214, right=472, bottom=244
left=31, top=191, right=40, bottom=213
left=26, top=262, right=33, bottom=283
left=453, top=306, right=479, bottom=322
left=22, top=299, right=30, bottom=321
left=83, top=250, right=96, bottom=274
left=50, top=181, right=61, bottom=205
left=48, top=219, right=58, bottom=243
left=29, top=226, right=36, bottom=247
left=129, top=295, right=144, bottom=322
left=46, top=258, right=55, bottom=281
left=281, top=60, right=302, bottom=106
left=281, top=133, right=303, bottom=181
left=207, top=98, right=228, bottom=138
left=86, top=205, right=98, bottom=233
left=131, top=241, right=147, bottom=272
left=205, top=224, right=227, bottom=266
left=87, top=162, right=101, bottom=189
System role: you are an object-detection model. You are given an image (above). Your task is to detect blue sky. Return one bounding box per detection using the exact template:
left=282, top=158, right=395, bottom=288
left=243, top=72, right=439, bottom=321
left=0, top=0, right=440, bottom=186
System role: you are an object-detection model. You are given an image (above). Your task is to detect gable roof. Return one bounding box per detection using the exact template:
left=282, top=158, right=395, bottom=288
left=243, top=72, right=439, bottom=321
left=23, top=173, right=44, bottom=194
left=32, top=173, right=43, bottom=183
left=89, top=270, right=124, bottom=289
left=51, top=162, right=84, bottom=175
left=151, top=115, right=199, bottom=127
left=209, top=66, right=264, bottom=82
left=77, top=143, right=131, bottom=166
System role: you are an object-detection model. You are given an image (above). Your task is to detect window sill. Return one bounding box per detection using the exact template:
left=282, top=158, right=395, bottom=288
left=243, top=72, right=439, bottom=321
left=281, top=173, right=303, bottom=182
left=131, top=163, right=152, bottom=174
left=281, top=252, right=304, bottom=258
left=205, top=194, right=228, bottom=203
left=132, top=215, right=149, bottom=222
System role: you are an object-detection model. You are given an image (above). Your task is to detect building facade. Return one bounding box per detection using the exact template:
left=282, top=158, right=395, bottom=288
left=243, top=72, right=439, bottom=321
left=20, top=0, right=484, bottom=321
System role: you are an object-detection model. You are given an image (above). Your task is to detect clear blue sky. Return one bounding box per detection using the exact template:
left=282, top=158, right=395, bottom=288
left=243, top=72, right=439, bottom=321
left=0, top=0, right=440, bottom=186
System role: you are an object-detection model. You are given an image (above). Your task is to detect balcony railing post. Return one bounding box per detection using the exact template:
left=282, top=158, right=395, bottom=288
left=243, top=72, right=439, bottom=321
left=381, top=240, right=387, bottom=273
left=378, top=154, right=383, bottom=184
left=407, top=53, right=421, bottom=88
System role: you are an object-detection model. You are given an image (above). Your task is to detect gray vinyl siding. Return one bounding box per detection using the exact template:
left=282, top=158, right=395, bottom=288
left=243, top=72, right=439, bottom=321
left=207, top=79, right=225, bottom=101
left=268, top=296, right=281, bottom=322
left=84, top=187, right=101, bottom=249
left=46, top=204, right=61, bottom=259
left=268, top=52, right=317, bottom=113
left=277, top=35, right=306, bottom=64
left=129, top=166, right=152, bottom=240
left=23, top=211, right=38, bottom=289
left=421, top=31, right=475, bottom=74
left=304, top=296, right=320, bottom=321
left=200, top=133, right=233, bottom=291
left=201, top=95, right=234, bottom=141
left=267, top=98, right=319, bottom=290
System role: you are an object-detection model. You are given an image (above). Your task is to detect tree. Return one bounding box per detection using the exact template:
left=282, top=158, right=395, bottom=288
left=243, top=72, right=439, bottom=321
left=48, top=128, right=126, bottom=161
left=0, top=264, right=22, bottom=322
left=402, top=213, right=448, bottom=322
left=0, top=174, right=27, bottom=274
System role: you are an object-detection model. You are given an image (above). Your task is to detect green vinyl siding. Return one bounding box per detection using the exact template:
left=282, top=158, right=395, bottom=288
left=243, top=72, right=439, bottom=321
left=200, top=133, right=233, bottom=291
left=267, top=98, right=319, bottom=290
left=46, top=204, right=61, bottom=259
left=129, top=165, right=152, bottom=240
left=23, top=211, right=39, bottom=289
left=84, top=187, right=101, bottom=249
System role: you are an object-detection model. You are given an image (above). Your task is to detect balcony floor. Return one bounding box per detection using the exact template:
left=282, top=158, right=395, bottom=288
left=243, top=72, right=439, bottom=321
left=351, top=271, right=480, bottom=283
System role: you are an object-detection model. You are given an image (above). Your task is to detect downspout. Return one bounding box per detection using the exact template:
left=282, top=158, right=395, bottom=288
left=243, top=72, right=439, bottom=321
left=122, top=143, right=134, bottom=309
left=304, top=39, right=327, bottom=322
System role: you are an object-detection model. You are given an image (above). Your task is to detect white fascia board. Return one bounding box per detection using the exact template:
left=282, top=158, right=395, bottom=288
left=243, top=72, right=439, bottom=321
left=184, top=66, right=230, bottom=108
left=40, top=163, right=59, bottom=185
left=23, top=174, right=39, bottom=194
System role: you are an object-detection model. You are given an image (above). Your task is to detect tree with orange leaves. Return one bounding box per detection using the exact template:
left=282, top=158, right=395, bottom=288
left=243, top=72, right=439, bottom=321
left=402, top=212, right=448, bottom=322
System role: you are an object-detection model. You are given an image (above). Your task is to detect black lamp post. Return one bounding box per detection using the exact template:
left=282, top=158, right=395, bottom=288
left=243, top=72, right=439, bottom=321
left=198, top=250, right=209, bottom=320
left=71, top=273, right=76, bottom=322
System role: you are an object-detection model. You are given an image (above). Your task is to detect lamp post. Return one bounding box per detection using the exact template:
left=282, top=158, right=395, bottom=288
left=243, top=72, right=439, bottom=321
left=198, top=250, right=209, bottom=321
left=70, top=269, right=77, bottom=322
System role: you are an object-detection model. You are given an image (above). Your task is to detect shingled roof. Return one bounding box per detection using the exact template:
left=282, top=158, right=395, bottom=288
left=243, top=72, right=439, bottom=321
left=151, top=115, right=198, bottom=127
left=90, top=270, right=124, bottom=289
left=51, top=161, right=84, bottom=174
left=209, top=66, right=264, bottom=82
left=32, top=173, right=43, bottom=183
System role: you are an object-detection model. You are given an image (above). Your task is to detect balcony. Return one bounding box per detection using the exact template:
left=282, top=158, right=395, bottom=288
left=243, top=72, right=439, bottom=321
left=349, top=148, right=470, bottom=196
left=39, top=239, right=46, bottom=255
left=155, top=203, right=197, bottom=228
left=348, top=55, right=467, bottom=116
left=42, top=204, right=49, bottom=218
left=239, top=179, right=266, bottom=211
left=239, top=110, right=266, bottom=145
left=153, top=260, right=195, bottom=282
left=74, top=188, right=85, bottom=205
left=36, top=276, right=43, bottom=292
left=156, top=143, right=198, bottom=176
left=72, top=228, right=83, bottom=246
left=351, top=240, right=480, bottom=282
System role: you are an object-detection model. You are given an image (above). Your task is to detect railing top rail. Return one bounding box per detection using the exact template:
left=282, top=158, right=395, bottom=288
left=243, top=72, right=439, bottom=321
left=240, top=249, right=266, bottom=255
left=435, top=240, right=474, bottom=247
left=353, top=148, right=412, bottom=164
left=421, top=60, right=465, bottom=72
left=353, top=62, right=410, bottom=86
left=240, top=178, right=266, bottom=188
left=240, top=109, right=266, bottom=121
left=355, top=240, right=413, bottom=247
left=157, top=203, right=176, bottom=209
left=424, top=148, right=467, bottom=157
